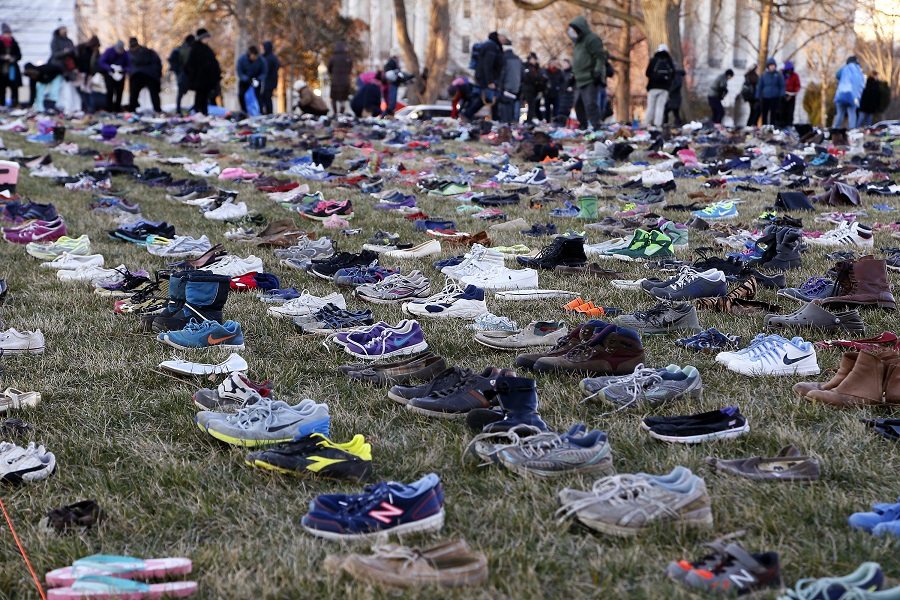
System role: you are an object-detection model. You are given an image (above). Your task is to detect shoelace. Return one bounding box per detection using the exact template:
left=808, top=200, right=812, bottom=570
left=797, top=277, right=829, bottom=296
left=779, top=578, right=873, bottom=600
left=555, top=475, right=664, bottom=520
left=584, top=363, right=665, bottom=414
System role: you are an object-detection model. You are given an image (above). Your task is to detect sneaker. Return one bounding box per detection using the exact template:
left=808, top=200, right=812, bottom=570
left=147, top=235, right=212, bottom=258
left=691, top=201, right=739, bottom=221
left=310, top=250, right=378, bottom=280
left=777, top=277, right=835, bottom=302
left=497, top=428, right=614, bottom=478
left=778, top=563, right=885, bottom=600
left=388, top=365, right=474, bottom=404
left=606, top=230, right=675, bottom=262
left=724, top=335, right=819, bottom=376
left=465, top=313, right=518, bottom=332
left=343, top=320, right=428, bottom=360
left=158, top=319, right=245, bottom=350
left=357, top=271, right=431, bottom=304
left=644, top=406, right=749, bottom=443
left=406, top=367, right=499, bottom=419
left=57, top=264, right=125, bottom=285
left=334, top=265, right=397, bottom=287
left=200, top=254, right=264, bottom=277
left=158, top=353, right=248, bottom=376
left=460, top=266, right=538, bottom=291
left=476, top=321, right=568, bottom=350
left=246, top=433, right=372, bottom=482
left=193, top=372, right=274, bottom=411
left=807, top=221, right=875, bottom=247
left=4, top=218, right=67, bottom=244
left=0, top=442, right=56, bottom=483
left=40, top=253, right=105, bottom=270
left=0, top=328, right=45, bottom=354
left=556, top=467, right=712, bottom=536
left=198, top=395, right=330, bottom=446
left=443, top=244, right=504, bottom=279
left=615, top=303, right=701, bottom=334
left=584, top=363, right=702, bottom=411
left=403, top=284, right=488, bottom=319
left=25, top=234, right=91, bottom=259
left=681, top=543, right=782, bottom=596
left=511, top=167, right=547, bottom=185
left=301, top=473, right=444, bottom=540
left=651, top=269, right=727, bottom=300
left=675, top=328, right=741, bottom=352
left=295, top=306, right=375, bottom=334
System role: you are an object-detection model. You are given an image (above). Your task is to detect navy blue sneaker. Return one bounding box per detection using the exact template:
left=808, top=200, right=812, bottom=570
left=301, top=473, right=444, bottom=540
left=433, top=255, right=465, bottom=270
left=414, top=218, right=455, bottom=231
left=651, top=269, right=727, bottom=300
left=675, top=328, right=740, bottom=352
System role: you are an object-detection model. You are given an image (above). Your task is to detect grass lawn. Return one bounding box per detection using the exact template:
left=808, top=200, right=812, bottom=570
left=0, top=117, right=898, bottom=599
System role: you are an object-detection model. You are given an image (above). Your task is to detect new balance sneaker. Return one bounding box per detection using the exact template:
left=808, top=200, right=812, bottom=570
left=645, top=406, right=749, bottom=443
left=403, top=284, right=488, bottom=319
left=356, top=271, right=431, bottom=304
left=198, top=395, right=330, bottom=446
left=158, top=319, right=245, bottom=350
left=267, top=292, right=347, bottom=319
left=193, top=372, right=274, bottom=411
left=343, top=320, right=428, bottom=360
left=615, top=303, right=701, bottom=334
left=246, top=433, right=372, bottom=482
left=302, top=473, right=444, bottom=540
left=0, top=329, right=45, bottom=354
left=497, top=428, right=614, bottom=478
left=691, top=201, right=738, bottom=221
left=725, top=335, right=819, bottom=376
left=681, top=543, right=782, bottom=596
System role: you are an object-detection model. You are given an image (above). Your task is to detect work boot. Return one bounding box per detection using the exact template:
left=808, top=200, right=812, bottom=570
left=821, top=256, right=896, bottom=311
left=151, top=271, right=231, bottom=332
left=576, top=196, right=599, bottom=220
left=516, top=235, right=587, bottom=270
left=514, top=320, right=610, bottom=370
left=807, top=351, right=900, bottom=407
left=532, top=324, right=646, bottom=376
left=793, top=352, right=859, bottom=397
left=466, top=373, right=549, bottom=433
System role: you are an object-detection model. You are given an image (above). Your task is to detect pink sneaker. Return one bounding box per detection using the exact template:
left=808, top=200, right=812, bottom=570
left=3, top=218, right=67, bottom=244
left=322, top=214, right=349, bottom=229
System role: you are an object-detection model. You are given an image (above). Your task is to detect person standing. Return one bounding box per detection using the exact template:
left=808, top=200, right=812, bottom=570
left=98, top=41, right=129, bottom=112
left=832, top=56, right=864, bottom=129
left=557, top=58, right=575, bottom=122
left=857, top=71, right=882, bottom=128
left=645, top=43, right=675, bottom=128
left=49, top=26, right=75, bottom=72
left=184, top=28, right=221, bottom=115
left=168, top=35, right=194, bottom=114
left=521, top=52, right=546, bottom=123
left=664, top=68, right=685, bottom=126
left=382, top=48, right=401, bottom=116
left=0, top=24, right=22, bottom=108
left=127, top=38, right=162, bottom=113
left=236, top=45, right=267, bottom=114
left=778, top=61, right=800, bottom=127
left=755, top=58, right=784, bottom=126
left=568, top=16, right=607, bottom=130
left=497, top=42, right=523, bottom=124
left=741, top=65, right=760, bottom=127
left=463, top=30, right=508, bottom=121
left=74, top=35, right=99, bottom=112
left=327, top=41, right=353, bottom=115
left=544, top=58, right=563, bottom=122
left=261, top=41, right=280, bottom=114
left=707, top=69, right=732, bottom=125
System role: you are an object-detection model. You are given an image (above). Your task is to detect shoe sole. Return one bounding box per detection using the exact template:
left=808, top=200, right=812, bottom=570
left=575, top=509, right=713, bottom=537
left=726, top=363, right=821, bottom=376
left=494, top=290, right=579, bottom=301
left=302, top=509, right=444, bottom=541
left=633, top=324, right=702, bottom=335
left=648, top=423, right=750, bottom=444
left=247, top=459, right=368, bottom=483
left=612, top=253, right=676, bottom=262
left=500, top=455, right=615, bottom=478
left=474, top=336, right=558, bottom=351
left=344, top=340, right=429, bottom=361
left=356, top=292, right=431, bottom=304
left=0, top=347, right=44, bottom=355
left=386, top=391, right=413, bottom=404
left=198, top=416, right=329, bottom=447
left=402, top=306, right=488, bottom=319
left=160, top=337, right=246, bottom=351
left=405, top=404, right=468, bottom=419
left=301, top=213, right=354, bottom=221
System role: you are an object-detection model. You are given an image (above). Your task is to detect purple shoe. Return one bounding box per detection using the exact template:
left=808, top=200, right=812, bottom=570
left=374, top=195, right=417, bottom=210
left=342, top=320, right=428, bottom=360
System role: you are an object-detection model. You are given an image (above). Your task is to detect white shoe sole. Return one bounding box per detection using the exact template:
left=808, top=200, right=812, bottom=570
left=405, top=403, right=467, bottom=419
left=648, top=422, right=750, bottom=444
left=0, top=346, right=44, bottom=355
left=727, top=362, right=820, bottom=376
left=494, top=289, right=579, bottom=301
left=303, top=509, right=444, bottom=541
left=402, top=304, right=487, bottom=319
left=158, top=337, right=245, bottom=351
left=610, top=279, right=645, bottom=290
left=344, top=340, right=429, bottom=361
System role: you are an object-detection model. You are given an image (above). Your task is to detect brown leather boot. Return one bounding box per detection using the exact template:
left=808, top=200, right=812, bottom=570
left=793, top=352, right=859, bottom=397
left=882, top=358, right=900, bottom=405
left=821, top=256, right=896, bottom=311
left=807, top=351, right=898, bottom=406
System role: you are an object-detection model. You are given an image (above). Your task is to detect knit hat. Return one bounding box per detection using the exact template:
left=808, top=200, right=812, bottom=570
left=1, top=24, right=10, bottom=34
left=783, top=60, right=794, bottom=70
left=292, top=79, right=307, bottom=91
left=114, top=40, right=124, bottom=51
left=497, top=29, right=512, bottom=43
left=128, top=37, right=138, bottom=48
left=766, top=57, right=777, bottom=66
left=657, top=43, right=669, bottom=53
left=196, top=28, right=210, bottom=40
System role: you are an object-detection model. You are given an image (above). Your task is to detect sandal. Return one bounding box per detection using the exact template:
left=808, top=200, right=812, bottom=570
left=0, top=388, right=41, bottom=412
left=47, top=575, right=197, bottom=599
left=815, top=331, right=899, bottom=351
left=168, top=244, right=226, bottom=269
left=41, top=500, right=105, bottom=533
left=46, top=555, right=193, bottom=587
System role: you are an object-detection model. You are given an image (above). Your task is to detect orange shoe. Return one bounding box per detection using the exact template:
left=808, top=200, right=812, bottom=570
left=563, top=297, right=585, bottom=311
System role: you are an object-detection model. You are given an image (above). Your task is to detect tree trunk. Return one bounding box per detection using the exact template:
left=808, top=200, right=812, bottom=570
left=641, top=0, right=683, bottom=65
left=393, top=0, right=423, bottom=103
left=421, top=0, right=450, bottom=103
left=757, top=0, right=772, bottom=72
left=617, top=2, right=632, bottom=123
left=819, top=78, right=827, bottom=127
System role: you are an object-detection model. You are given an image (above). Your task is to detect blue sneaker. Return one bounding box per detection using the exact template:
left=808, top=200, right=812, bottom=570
left=301, top=473, right=444, bottom=540
left=779, top=562, right=884, bottom=599
left=777, top=277, right=835, bottom=303
left=158, top=319, right=245, bottom=350
left=850, top=498, right=900, bottom=532
left=414, top=218, right=455, bottom=231
left=691, top=201, right=738, bottom=221
left=675, top=328, right=740, bottom=352
left=550, top=202, right=580, bottom=217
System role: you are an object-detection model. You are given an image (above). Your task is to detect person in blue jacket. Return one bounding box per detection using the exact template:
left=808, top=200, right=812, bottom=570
left=236, top=45, right=267, bottom=113
left=755, top=58, right=784, bottom=126
left=832, top=56, right=865, bottom=129
left=98, top=41, right=130, bottom=112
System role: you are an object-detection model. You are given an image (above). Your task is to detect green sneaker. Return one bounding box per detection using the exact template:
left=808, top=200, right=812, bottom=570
left=25, top=234, right=92, bottom=260
left=576, top=196, right=599, bottom=220
left=608, top=230, right=674, bottom=262
left=659, top=221, right=688, bottom=248
left=429, top=182, right=471, bottom=197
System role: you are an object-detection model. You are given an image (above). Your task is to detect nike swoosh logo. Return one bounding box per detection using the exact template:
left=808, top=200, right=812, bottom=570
left=208, top=333, right=236, bottom=345
left=268, top=419, right=307, bottom=432
left=783, top=353, right=812, bottom=365
left=389, top=332, right=417, bottom=347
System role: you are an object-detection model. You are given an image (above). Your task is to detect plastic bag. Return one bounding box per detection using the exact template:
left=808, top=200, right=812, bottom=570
left=244, top=87, right=260, bottom=116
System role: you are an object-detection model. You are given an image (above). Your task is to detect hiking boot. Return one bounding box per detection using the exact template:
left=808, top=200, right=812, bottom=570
left=516, top=235, right=587, bottom=270
left=616, top=303, right=701, bottom=334
left=531, top=324, right=646, bottom=376
left=513, top=320, right=610, bottom=370
left=406, top=367, right=500, bottom=419
left=820, top=255, right=896, bottom=311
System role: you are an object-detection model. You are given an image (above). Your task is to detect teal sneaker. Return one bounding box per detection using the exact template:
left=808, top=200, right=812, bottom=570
left=158, top=319, right=245, bottom=350
left=691, top=201, right=738, bottom=221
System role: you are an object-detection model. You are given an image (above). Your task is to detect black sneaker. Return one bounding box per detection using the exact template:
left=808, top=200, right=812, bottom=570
left=406, top=367, right=500, bottom=418
left=245, top=433, right=372, bottom=483
left=309, top=250, right=378, bottom=280
left=474, top=193, right=521, bottom=206
left=516, top=235, right=587, bottom=270
left=643, top=406, right=749, bottom=443
left=387, top=366, right=471, bottom=404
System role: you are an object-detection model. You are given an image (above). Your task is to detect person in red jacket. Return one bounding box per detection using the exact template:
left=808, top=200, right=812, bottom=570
left=778, top=61, right=800, bottom=128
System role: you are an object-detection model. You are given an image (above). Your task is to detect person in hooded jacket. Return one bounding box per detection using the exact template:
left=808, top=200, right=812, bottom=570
left=293, top=78, right=328, bottom=116
left=832, top=56, right=864, bottom=129
left=236, top=45, right=267, bottom=113
left=168, top=35, right=194, bottom=114
left=708, top=69, right=732, bottom=124
left=49, top=26, right=75, bottom=72
left=645, top=43, right=675, bottom=127
left=568, top=15, right=607, bottom=130
left=127, top=38, right=162, bottom=113
left=0, top=24, right=22, bottom=108
left=261, top=41, right=280, bottom=114
left=98, top=40, right=129, bottom=112
left=184, top=28, right=221, bottom=115
left=755, top=58, right=784, bottom=125
left=741, top=65, right=761, bottom=126
left=463, top=30, right=508, bottom=121
left=382, top=48, right=402, bottom=116
left=327, top=41, right=353, bottom=115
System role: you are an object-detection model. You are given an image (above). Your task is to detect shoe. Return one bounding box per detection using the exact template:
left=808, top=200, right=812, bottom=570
left=40, top=253, right=104, bottom=270
left=388, top=365, right=473, bottom=404
left=267, top=292, right=346, bottom=319
left=301, top=473, right=444, bottom=540
left=148, top=270, right=232, bottom=333
left=725, top=335, right=820, bottom=376
left=464, top=373, right=549, bottom=433
left=356, top=271, right=431, bottom=304
left=664, top=531, right=749, bottom=583
left=675, top=328, right=741, bottom=352
left=460, top=266, right=538, bottom=291
left=0, top=328, right=44, bottom=354
left=777, top=277, right=835, bottom=302
left=309, top=250, right=378, bottom=280
left=651, top=269, right=727, bottom=300
left=295, top=306, right=374, bottom=334
left=585, top=363, right=702, bottom=411
left=850, top=499, right=900, bottom=532
left=302, top=200, right=354, bottom=221
left=705, top=444, right=820, bottom=481
left=200, top=254, right=264, bottom=277
left=681, top=543, right=781, bottom=596
left=443, top=244, right=504, bottom=279
left=246, top=433, right=372, bottom=482
left=403, top=284, right=488, bottom=319
left=406, top=366, right=500, bottom=419
left=514, top=320, right=609, bottom=371
left=556, top=467, right=712, bottom=536
left=193, top=372, right=274, bottom=411
left=615, top=303, right=701, bottom=334
left=383, top=240, right=442, bottom=258
left=765, top=302, right=865, bottom=334
left=820, top=256, right=896, bottom=311
left=204, top=200, right=248, bottom=221
left=3, top=218, right=67, bottom=244
left=511, top=167, right=547, bottom=185
left=531, top=324, right=646, bottom=376
left=0, top=441, right=56, bottom=483
left=516, top=235, right=587, bottom=270
left=691, top=200, right=738, bottom=221
left=343, top=320, right=428, bottom=360
left=806, top=350, right=900, bottom=407
left=158, top=319, right=245, bottom=350
left=807, top=221, right=874, bottom=247
left=25, top=234, right=90, bottom=259
left=146, top=235, right=212, bottom=258
left=778, top=563, right=886, bottom=599
left=475, top=321, right=568, bottom=350
left=489, top=217, right=529, bottom=232
left=198, top=395, right=329, bottom=446
left=334, top=265, right=397, bottom=287
left=645, top=406, right=749, bottom=443
left=605, top=230, right=675, bottom=262
left=498, top=428, right=613, bottom=478
left=345, top=353, right=447, bottom=387
left=41, top=500, right=105, bottom=533
left=158, top=353, right=248, bottom=376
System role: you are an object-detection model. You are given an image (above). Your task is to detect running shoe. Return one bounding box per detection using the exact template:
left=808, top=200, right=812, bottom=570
left=246, top=433, right=372, bottom=482
left=158, top=319, right=245, bottom=350
left=198, top=395, right=330, bottom=447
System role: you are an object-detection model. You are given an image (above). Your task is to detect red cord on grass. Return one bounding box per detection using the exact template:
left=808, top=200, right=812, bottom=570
left=0, top=496, right=47, bottom=600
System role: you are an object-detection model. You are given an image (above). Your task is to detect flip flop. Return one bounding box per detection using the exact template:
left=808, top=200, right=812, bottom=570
left=0, top=388, right=41, bottom=412
left=46, top=555, right=193, bottom=587
left=47, top=575, right=197, bottom=599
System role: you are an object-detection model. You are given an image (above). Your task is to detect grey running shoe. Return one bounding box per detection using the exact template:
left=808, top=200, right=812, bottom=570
left=277, top=240, right=335, bottom=269
left=273, top=237, right=332, bottom=260
left=196, top=396, right=329, bottom=447
left=463, top=426, right=550, bottom=466
left=475, top=321, right=568, bottom=350
left=580, top=364, right=682, bottom=395
left=590, top=363, right=703, bottom=411
left=556, top=467, right=713, bottom=537
left=356, top=270, right=431, bottom=304
left=615, top=303, right=701, bottom=334
left=497, top=428, right=614, bottom=478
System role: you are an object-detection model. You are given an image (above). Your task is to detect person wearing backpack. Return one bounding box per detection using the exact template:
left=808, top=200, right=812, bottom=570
left=645, top=43, right=675, bottom=128
left=463, top=30, right=508, bottom=121
left=568, top=16, right=606, bottom=130
left=707, top=68, right=733, bottom=125
left=168, top=35, right=194, bottom=114
left=741, top=65, right=760, bottom=127
left=497, top=43, right=523, bottom=124
left=755, top=58, right=784, bottom=126
left=521, top=52, right=547, bottom=123
left=832, top=56, right=864, bottom=129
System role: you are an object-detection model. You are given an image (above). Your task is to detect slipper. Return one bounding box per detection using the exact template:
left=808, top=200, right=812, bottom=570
left=41, top=499, right=105, bottom=533
left=46, top=555, right=193, bottom=587
left=47, top=575, right=197, bottom=599
left=0, top=388, right=41, bottom=412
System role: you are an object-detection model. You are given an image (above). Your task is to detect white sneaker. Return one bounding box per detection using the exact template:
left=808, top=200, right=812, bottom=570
left=146, top=235, right=212, bottom=258
left=204, top=200, right=249, bottom=221
left=511, top=167, right=547, bottom=185
left=267, top=292, right=346, bottom=318
left=57, top=264, right=126, bottom=285
left=0, top=442, right=55, bottom=483
left=158, top=353, right=248, bottom=376
left=40, top=253, right=105, bottom=270
left=0, top=328, right=45, bottom=354
left=382, top=240, right=442, bottom=258
left=403, top=284, right=488, bottom=319
left=185, top=160, right=220, bottom=176
left=725, top=335, right=820, bottom=376
left=442, top=244, right=504, bottom=279
left=492, top=165, right=520, bottom=182
left=201, top=255, right=264, bottom=277
left=807, top=221, right=874, bottom=247
left=461, top=266, right=538, bottom=291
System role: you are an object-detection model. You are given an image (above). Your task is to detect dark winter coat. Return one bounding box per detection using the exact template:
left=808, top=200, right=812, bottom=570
left=475, top=33, right=504, bottom=89
left=646, top=51, right=675, bottom=90
left=756, top=69, right=785, bottom=99
left=666, top=70, right=685, bottom=110
left=184, top=41, right=221, bottom=91
left=327, top=41, right=353, bottom=101
left=350, top=81, right=382, bottom=116
left=521, top=63, right=547, bottom=97
left=569, top=15, right=607, bottom=88
left=710, top=72, right=730, bottom=99
left=859, top=77, right=882, bottom=114
left=75, top=37, right=100, bottom=75
left=558, top=67, right=575, bottom=116
left=0, top=35, right=22, bottom=85
left=383, top=56, right=399, bottom=78
left=236, top=53, right=267, bottom=83
left=129, top=46, right=162, bottom=80
left=499, top=49, right=523, bottom=96
left=262, top=41, right=280, bottom=91
left=545, top=66, right=564, bottom=96
left=49, top=29, right=75, bottom=70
